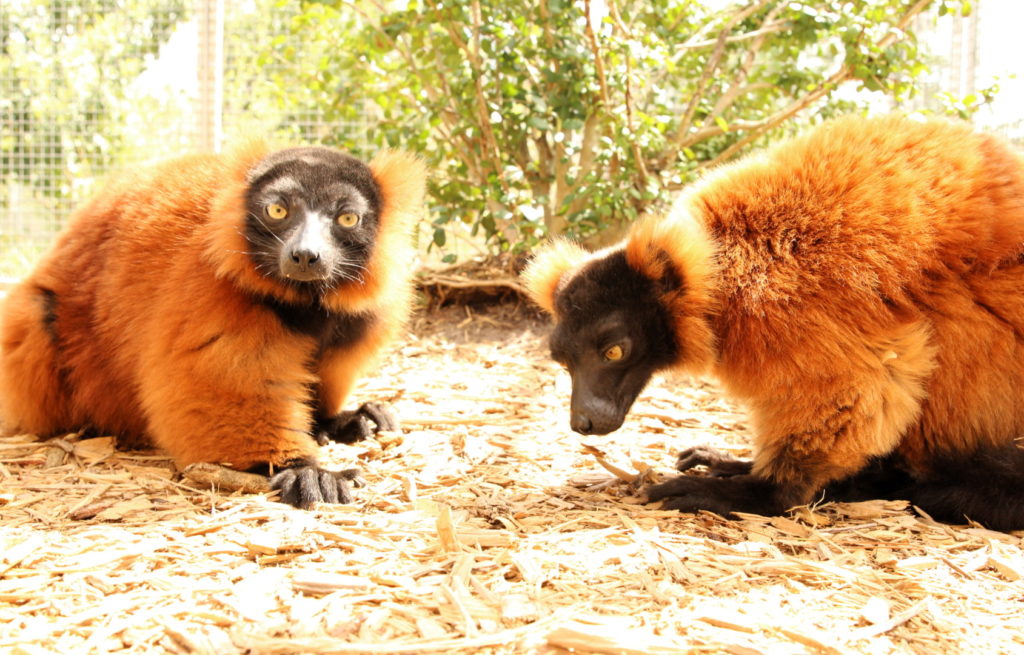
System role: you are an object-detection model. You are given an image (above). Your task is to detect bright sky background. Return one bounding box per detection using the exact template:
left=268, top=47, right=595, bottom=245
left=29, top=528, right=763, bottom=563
left=972, top=0, right=1024, bottom=131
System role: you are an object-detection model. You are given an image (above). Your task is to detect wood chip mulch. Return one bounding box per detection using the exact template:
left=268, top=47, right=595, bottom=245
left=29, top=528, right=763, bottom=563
left=2, top=303, right=1022, bottom=655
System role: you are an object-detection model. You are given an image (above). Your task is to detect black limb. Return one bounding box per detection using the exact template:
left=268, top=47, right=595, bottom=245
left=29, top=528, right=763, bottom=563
left=313, top=401, right=399, bottom=445
left=269, top=458, right=364, bottom=509
left=821, top=455, right=914, bottom=503
left=903, top=447, right=1024, bottom=532
left=645, top=474, right=784, bottom=517
left=820, top=450, right=1024, bottom=531
left=675, top=445, right=753, bottom=476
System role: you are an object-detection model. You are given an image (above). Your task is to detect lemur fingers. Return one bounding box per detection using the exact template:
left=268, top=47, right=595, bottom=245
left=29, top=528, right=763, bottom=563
left=270, top=462, right=363, bottom=509
left=314, top=401, right=399, bottom=445
left=675, top=445, right=753, bottom=477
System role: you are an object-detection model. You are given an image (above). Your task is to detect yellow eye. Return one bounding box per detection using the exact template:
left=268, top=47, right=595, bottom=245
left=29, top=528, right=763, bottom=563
left=337, top=212, right=360, bottom=228
left=604, top=345, right=624, bottom=361
left=266, top=203, right=288, bottom=220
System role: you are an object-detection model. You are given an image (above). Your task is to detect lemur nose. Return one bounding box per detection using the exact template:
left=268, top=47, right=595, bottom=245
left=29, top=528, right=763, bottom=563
left=291, top=249, right=321, bottom=269
left=570, top=412, right=593, bottom=434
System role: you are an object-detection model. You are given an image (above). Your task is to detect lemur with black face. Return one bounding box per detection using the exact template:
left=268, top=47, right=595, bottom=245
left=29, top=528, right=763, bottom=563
left=0, top=143, right=425, bottom=508
left=524, top=115, right=1024, bottom=531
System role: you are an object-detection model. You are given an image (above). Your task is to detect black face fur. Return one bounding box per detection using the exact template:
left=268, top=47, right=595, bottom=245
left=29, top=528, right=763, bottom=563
left=243, top=147, right=382, bottom=293
left=549, top=251, right=679, bottom=435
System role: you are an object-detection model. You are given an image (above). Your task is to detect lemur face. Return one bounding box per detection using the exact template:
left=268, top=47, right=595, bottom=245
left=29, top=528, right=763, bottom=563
left=548, top=250, right=679, bottom=435
left=243, top=147, right=383, bottom=290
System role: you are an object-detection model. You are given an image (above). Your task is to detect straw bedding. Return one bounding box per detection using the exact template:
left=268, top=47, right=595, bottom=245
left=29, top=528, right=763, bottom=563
left=2, top=302, right=1022, bottom=654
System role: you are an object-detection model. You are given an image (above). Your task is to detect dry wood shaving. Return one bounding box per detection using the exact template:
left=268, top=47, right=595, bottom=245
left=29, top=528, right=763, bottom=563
left=2, top=303, right=1023, bottom=654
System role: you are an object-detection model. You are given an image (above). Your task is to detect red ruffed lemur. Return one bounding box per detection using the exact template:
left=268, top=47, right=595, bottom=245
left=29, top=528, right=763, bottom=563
left=524, top=115, right=1024, bottom=530
left=0, top=143, right=426, bottom=508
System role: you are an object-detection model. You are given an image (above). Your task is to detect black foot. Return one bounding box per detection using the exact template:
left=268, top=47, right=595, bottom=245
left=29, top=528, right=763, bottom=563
left=269, top=459, right=364, bottom=509
left=313, top=402, right=399, bottom=446
left=645, top=473, right=781, bottom=516
left=676, top=445, right=753, bottom=476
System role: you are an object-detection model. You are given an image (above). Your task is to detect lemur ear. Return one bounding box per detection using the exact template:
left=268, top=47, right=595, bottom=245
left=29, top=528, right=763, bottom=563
left=624, top=209, right=718, bottom=374
left=224, top=138, right=274, bottom=184
left=521, top=239, right=590, bottom=315
left=625, top=211, right=713, bottom=294
left=321, top=149, right=427, bottom=315
left=369, top=150, right=428, bottom=228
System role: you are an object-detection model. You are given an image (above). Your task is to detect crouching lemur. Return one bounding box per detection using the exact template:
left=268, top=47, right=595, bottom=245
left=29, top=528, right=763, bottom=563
left=524, top=115, right=1024, bottom=531
left=0, top=143, right=425, bottom=509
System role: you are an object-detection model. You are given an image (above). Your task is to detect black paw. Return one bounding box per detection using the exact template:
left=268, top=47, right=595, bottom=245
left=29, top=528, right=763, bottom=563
left=269, top=462, right=364, bottom=509
left=646, top=475, right=733, bottom=514
left=645, top=473, right=779, bottom=516
left=313, top=402, right=399, bottom=445
left=676, top=445, right=753, bottom=477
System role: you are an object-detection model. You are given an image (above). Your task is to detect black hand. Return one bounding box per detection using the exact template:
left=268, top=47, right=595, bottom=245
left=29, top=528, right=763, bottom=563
left=313, top=401, right=399, bottom=445
left=675, top=445, right=753, bottom=476
left=269, top=459, right=364, bottom=509
left=646, top=473, right=781, bottom=516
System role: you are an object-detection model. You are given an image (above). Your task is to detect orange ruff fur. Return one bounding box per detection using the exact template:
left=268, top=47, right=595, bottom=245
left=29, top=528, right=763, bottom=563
left=0, top=144, right=424, bottom=475
left=525, top=115, right=1024, bottom=526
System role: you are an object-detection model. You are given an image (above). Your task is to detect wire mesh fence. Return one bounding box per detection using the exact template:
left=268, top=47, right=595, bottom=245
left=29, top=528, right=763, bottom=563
left=0, top=0, right=366, bottom=277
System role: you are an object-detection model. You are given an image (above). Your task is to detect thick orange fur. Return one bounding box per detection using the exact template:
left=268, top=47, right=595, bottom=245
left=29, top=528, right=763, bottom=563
left=624, top=214, right=719, bottom=374
left=521, top=239, right=592, bottom=315
left=0, top=143, right=425, bottom=474
left=527, top=114, right=1024, bottom=516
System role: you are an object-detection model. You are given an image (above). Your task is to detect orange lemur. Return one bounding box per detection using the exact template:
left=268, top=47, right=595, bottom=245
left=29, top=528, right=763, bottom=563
left=524, top=114, right=1024, bottom=530
left=0, top=142, right=426, bottom=508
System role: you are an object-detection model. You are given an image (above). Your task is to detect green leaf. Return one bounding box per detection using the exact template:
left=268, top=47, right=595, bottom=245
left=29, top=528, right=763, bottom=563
left=527, top=116, right=551, bottom=130
left=173, top=0, right=975, bottom=255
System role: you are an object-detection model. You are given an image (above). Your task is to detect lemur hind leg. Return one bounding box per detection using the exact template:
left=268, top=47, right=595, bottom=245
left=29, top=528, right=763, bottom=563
left=904, top=446, right=1024, bottom=531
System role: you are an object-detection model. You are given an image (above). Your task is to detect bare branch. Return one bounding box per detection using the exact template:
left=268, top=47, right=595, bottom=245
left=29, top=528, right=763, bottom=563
left=877, top=0, right=934, bottom=49
left=677, top=21, right=790, bottom=50
left=679, top=114, right=777, bottom=147
left=424, top=0, right=509, bottom=198
left=706, top=2, right=786, bottom=121
left=469, top=0, right=509, bottom=194
left=678, top=5, right=736, bottom=49
left=681, top=0, right=935, bottom=174
left=336, top=0, right=485, bottom=171
left=606, top=0, right=648, bottom=186
left=563, top=112, right=603, bottom=220
left=583, top=0, right=612, bottom=107
left=575, top=112, right=602, bottom=184
left=550, top=141, right=572, bottom=234
left=669, top=0, right=775, bottom=163
left=694, top=68, right=849, bottom=174
left=606, top=0, right=631, bottom=36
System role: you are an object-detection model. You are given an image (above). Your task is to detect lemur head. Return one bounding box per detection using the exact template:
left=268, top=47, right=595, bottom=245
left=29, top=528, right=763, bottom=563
left=243, top=147, right=383, bottom=289
left=547, top=249, right=681, bottom=434
left=206, top=142, right=426, bottom=314
left=522, top=212, right=717, bottom=435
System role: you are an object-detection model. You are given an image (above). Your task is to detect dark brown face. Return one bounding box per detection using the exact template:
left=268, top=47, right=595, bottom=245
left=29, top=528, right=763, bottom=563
left=548, top=251, right=680, bottom=435
left=243, top=147, right=382, bottom=293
